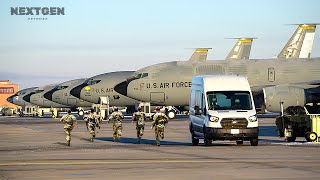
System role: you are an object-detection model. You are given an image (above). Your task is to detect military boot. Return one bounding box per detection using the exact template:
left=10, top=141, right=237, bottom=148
left=67, top=140, right=70, bottom=146
left=160, top=132, right=164, bottom=139
left=137, top=137, right=141, bottom=144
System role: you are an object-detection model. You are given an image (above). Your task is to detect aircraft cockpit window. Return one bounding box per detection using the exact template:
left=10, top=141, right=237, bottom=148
left=134, top=74, right=142, bottom=78
left=127, top=73, right=148, bottom=82
left=56, top=86, right=68, bottom=90
left=35, top=90, right=44, bottom=93
left=85, top=80, right=101, bottom=85
left=141, top=73, right=148, bottom=78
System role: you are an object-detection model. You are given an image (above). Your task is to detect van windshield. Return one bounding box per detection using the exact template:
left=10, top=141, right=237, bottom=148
left=207, top=91, right=252, bottom=110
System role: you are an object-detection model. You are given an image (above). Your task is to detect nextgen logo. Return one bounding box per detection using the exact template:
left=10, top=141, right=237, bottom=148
left=11, top=7, right=65, bottom=16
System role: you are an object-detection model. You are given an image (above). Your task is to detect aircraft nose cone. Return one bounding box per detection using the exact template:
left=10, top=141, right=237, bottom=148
left=70, top=83, right=86, bottom=98
left=7, top=95, right=14, bottom=103
left=114, top=81, right=128, bottom=96
left=43, top=89, right=57, bottom=101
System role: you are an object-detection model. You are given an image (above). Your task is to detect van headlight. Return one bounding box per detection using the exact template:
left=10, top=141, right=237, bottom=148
left=209, top=116, right=219, bottom=122
left=248, top=115, right=257, bottom=122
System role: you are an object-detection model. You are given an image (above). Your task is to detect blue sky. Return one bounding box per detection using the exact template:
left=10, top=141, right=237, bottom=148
left=1, top=0, right=320, bottom=89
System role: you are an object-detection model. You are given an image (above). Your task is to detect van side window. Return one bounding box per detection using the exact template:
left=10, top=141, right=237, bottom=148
left=195, top=90, right=202, bottom=110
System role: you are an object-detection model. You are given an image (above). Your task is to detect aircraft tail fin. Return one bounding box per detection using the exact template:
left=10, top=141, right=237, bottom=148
left=277, top=24, right=319, bottom=59
left=188, top=48, right=212, bottom=61
left=225, top=38, right=255, bottom=60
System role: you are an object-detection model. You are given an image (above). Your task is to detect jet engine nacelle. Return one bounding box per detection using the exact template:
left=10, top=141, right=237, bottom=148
left=263, top=86, right=306, bottom=112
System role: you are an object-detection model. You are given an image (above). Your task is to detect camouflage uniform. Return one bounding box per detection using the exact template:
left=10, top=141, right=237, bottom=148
left=60, top=113, right=77, bottom=146
left=83, top=113, right=89, bottom=130
left=85, top=112, right=101, bottom=141
left=152, top=112, right=169, bottom=146
left=95, top=114, right=103, bottom=131
left=107, top=111, right=124, bottom=142
left=132, top=111, right=146, bottom=144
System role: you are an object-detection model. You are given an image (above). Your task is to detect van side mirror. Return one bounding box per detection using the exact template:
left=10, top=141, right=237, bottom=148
left=203, top=107, right=207, bottom=115
left=194, top=105, right=201, bottom=115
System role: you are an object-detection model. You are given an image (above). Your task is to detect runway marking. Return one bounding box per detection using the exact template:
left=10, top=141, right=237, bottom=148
left=0, top=159, right=319, bottom=166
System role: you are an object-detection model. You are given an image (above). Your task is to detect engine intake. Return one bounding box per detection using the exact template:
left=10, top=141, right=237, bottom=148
left=263, top=86, right=306, bottom=112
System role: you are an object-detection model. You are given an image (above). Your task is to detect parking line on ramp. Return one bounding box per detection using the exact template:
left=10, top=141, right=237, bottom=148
left=0, top=159, right=318, bottom=166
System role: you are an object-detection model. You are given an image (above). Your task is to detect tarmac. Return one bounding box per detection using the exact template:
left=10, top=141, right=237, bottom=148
left=0, top=115, right=320, bottom=180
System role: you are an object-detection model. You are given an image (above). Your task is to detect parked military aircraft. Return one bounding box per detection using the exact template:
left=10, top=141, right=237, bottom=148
left=69, top=48, right=218, bottom=113
left=115, top=58, right=320, bottom=113
left=7, top=87, right=37, bottom=108
left=69, top=71, right=138, bottom=113
left=23, top=85, right=69, bottom=108
left=114, top=24, right=320, bottom=114
left=43, top=79, right=93, bottom=111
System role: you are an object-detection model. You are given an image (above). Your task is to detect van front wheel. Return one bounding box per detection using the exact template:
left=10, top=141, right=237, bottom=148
left=250, top=139, right=258, bottom=146
left=192, top=134, right=199, bottom=146
left=203, top=128, right=212, bottom=146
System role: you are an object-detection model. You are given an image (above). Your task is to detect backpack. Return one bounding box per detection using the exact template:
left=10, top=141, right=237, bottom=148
left=135, top=113, right=145, bottom=127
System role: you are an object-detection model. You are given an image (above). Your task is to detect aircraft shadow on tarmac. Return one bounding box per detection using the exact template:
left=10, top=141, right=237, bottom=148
left=96, top=137, right=191, bottom=146
left=93, top=126, right=285, bottom=145
left=54, top=142, right=69, bottom=146
left=259, top=126, right=278, bottom=137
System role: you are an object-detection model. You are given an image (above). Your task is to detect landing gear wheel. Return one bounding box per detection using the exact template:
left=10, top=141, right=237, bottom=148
left=284, top=128, right=296, bottom=142
left=250, top=139, right=258, bottom=146
left=168, top=110, right=176, bottom=119
left=306, top=132, right=318, bottom=142
left=236, top=140, right=243, bottom=145
left=78, top=110, right=84, bottom=116
left=192, top=133, right=199, bottom=146
left=277, top=129, right=284, bottom=137
left=286, top=136, right=296, bottom=142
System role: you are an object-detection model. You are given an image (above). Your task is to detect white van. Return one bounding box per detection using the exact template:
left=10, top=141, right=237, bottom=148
left=189, top=75, right=258, bottom=146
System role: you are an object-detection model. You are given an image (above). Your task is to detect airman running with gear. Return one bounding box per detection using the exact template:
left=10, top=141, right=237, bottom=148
left=107, top=107, right=124, bottom=142
left=151, top=107, right=169, bottom=146
left=60, top=110, right=78, bottom=146
left=86, top=109, right=100, bottom=142
left=132, top=107, right=146, bottom=144
left=83, top=111, right=89, bottom=131
left=95, top=113, right=103, bottom=133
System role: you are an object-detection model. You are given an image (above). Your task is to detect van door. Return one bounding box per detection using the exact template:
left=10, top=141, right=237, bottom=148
left=193, top=92, right=206, bottom=133
left=150, top=92, right=165, bottom=103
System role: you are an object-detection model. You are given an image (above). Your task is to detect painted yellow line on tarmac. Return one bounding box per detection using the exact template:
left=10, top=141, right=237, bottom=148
left=0, top=159, right=318, bottom=166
